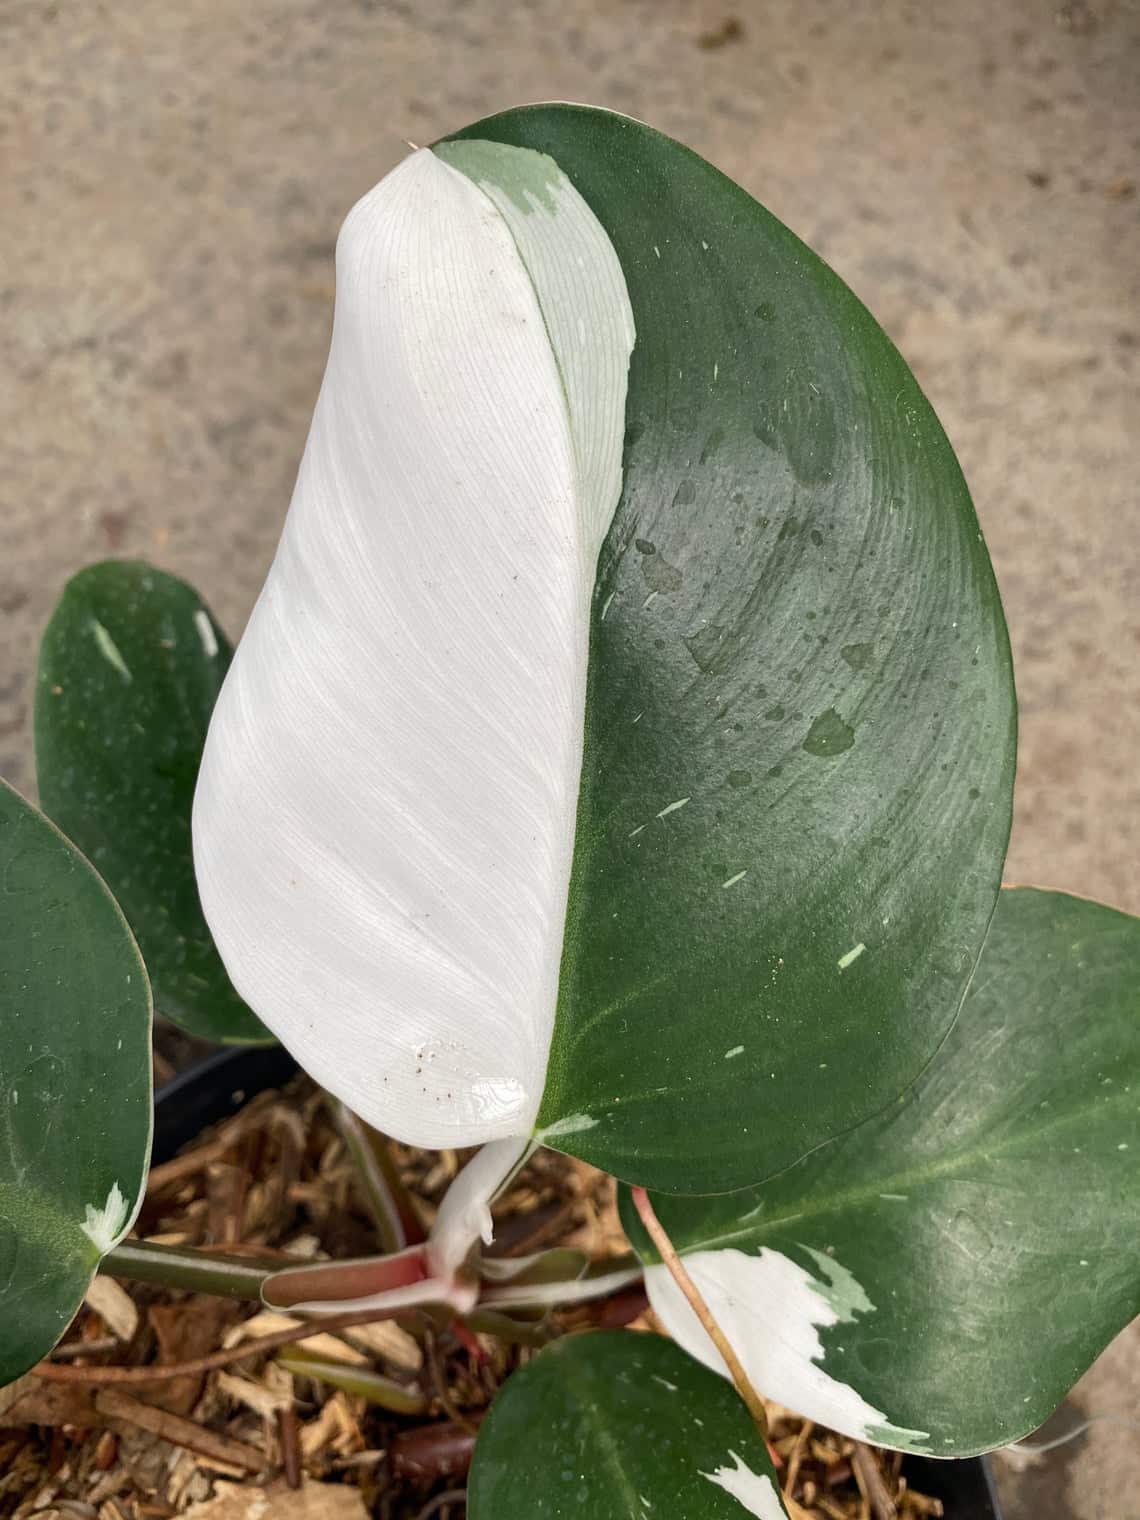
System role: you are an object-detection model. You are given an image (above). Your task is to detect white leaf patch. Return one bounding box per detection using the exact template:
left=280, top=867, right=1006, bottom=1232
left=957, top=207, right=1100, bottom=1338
left=646, top=1246, right=930, bottom=1452
left=193, top=608, right=219, bottom=659
left=701, top=1452, right=787, bottom=1519
left=90, top=620, right=131, bottom=682
left=193, top=143, right=634, bottom=1149
left=80, top=1181, right=130, bottom=1255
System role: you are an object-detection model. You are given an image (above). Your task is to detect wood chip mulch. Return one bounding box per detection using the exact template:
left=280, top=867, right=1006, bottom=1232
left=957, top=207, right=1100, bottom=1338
left=0, top=1073, right=947, bottom=1520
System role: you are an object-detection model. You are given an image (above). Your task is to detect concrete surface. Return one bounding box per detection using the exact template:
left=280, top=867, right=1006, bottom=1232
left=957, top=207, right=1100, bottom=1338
left=1, top=1, right=1136, bottom=1514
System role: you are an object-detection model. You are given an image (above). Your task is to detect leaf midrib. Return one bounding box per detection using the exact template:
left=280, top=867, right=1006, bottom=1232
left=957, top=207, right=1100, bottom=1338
left=675, top=1086, right=1137, bottom=1255
left=563, top=1358, right=657, bottom=1520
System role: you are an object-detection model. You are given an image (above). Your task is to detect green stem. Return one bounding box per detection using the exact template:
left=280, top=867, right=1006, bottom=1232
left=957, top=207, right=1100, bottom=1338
left=101, top=1239, right=277, bottom=1300
left=277, top=1346, right=428, bottom=1414
left=463, top=1308, right=555, bottom=1347
left=332, top=1099, right=425, bottom=1251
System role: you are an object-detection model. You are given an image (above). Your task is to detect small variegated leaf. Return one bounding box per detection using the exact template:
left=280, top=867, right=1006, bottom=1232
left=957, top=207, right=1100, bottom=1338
left=467, top=1330, right=788, bottom=1519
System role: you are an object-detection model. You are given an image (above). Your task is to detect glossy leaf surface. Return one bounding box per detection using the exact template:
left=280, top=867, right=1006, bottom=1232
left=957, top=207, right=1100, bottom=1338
left=621, top=888, right=1140, bottom=1455
left=453, top=105, right=1015, bottom=1189
left=37, top=561, right=269, bottom=1043
left=468, top=1330, right=788, bottom=1519
left=0, top=780, right=152, bottom=1385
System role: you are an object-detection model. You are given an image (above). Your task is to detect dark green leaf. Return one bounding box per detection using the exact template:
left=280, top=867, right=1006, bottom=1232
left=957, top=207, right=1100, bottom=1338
left=620, top=888, right=1140, bottom=1454
left=0, top=780, right=152, bottom=1385
left=449, top=105, right=1016, bottom=1190
left=36, top=561, right=270, bottom=1043
left=468, top=1330, right=788, bottom=1519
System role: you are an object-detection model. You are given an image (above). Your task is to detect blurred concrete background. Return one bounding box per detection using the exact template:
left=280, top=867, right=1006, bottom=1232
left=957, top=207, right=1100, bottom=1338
left=1, top=1, right=1136, bottom=1514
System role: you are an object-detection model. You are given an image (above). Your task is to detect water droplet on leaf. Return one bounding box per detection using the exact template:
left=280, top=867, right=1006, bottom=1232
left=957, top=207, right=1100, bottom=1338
left=840, top=641, right=873, bottom=671
left=803, top=707, right=855, bottom=757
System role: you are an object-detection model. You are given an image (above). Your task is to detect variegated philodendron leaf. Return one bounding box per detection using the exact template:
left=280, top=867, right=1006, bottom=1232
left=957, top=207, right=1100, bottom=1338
left=621, top=888, right=1140, bottom=1456
left=467, top=1330, right=789, bottom=1519
left=36, top=561, right=270, bottom=1044
left=0, top=780, right=152, bottom=1386
left=193, top=103, right=1015, bottom=1193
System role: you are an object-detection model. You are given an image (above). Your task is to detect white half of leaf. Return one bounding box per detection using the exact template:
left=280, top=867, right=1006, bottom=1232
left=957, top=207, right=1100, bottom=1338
left=645, top=1247, right=931, bottom=1453
left=193, top=143, right=634, bottom=1149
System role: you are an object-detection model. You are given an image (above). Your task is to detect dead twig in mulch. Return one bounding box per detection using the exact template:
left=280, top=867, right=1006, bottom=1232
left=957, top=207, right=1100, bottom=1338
left=423, top=1331, right=478, bottom=1436
left=49, top=1334, right=120, bottom=1360
left=413, top=1489, right=466, bottom=1520
left=33, top=1308, right=430, bottom=1386
left=785, top=1417, right=815, bottom=1498
left=94, top=1388, right=267, bottom=1474
left=852, top=1441, right=898, bottom=1520
left=278, top=1405, right=302, bottom=1489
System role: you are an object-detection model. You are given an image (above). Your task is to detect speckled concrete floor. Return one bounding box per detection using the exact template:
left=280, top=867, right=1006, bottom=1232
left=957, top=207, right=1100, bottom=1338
left=2, top=2, right=1137, bottom=1514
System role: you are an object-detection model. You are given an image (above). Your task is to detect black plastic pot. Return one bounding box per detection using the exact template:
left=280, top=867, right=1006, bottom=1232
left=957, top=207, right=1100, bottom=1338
left=153, top=1042, right=299, bottom=1164
left=154, top=1046, right=1003, bottom=1519
left=906, top=1453, right=1002, bottom=1518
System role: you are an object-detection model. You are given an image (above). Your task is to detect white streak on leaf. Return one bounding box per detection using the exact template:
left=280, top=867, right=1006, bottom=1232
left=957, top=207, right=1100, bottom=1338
left=193, top=609, right=219, bottom=659
left=722, top=870, right=747, bottom=889
left=90, top=621, right=131, bottom=682
left=656, top=797, right=691, bottom=820
left=700, top=1453, right=785, bottom=1519
left=538, top=1112, right=599, bottom=1141
left=725, top=1046, right=745, bottom=1060
left=837, top=942, right=866, bottom=970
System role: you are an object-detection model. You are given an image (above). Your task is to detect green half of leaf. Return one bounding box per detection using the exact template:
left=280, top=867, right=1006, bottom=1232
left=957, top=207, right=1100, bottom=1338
left=35, top=560, right=270, bottom=1043
left=468, top=1329, right=788, bottom=1519
left=0, top=779, right=153, bottom=1385
left=620, top=887, right=1140, bottom=1455
left=447, top=104, right=1016, bottom=1191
